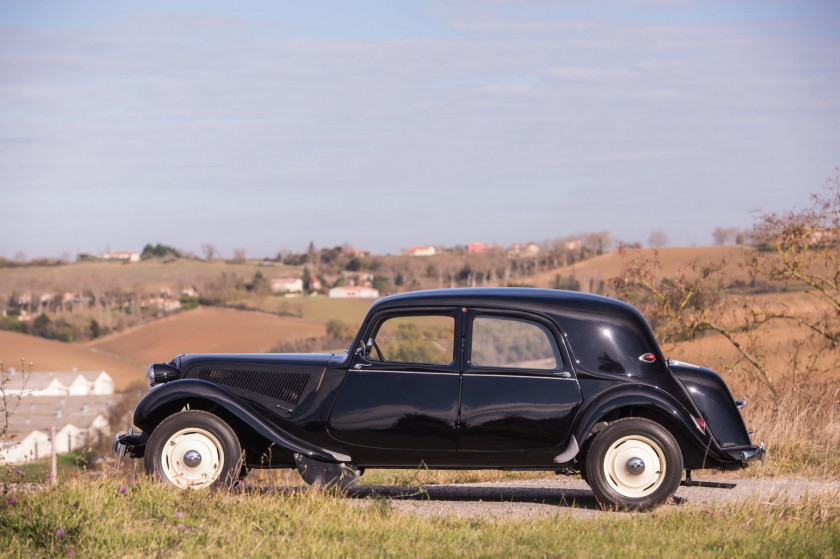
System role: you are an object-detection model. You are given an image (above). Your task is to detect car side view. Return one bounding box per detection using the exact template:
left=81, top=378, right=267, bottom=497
left=114, top=288, right=765, bottom=509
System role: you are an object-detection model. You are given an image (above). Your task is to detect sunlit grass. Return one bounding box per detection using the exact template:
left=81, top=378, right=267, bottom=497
left=1, top=476, right=838, bottom=558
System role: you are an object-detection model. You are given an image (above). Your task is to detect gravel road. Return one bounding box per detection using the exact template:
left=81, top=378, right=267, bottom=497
left=335, top=476, right=840, bottom=519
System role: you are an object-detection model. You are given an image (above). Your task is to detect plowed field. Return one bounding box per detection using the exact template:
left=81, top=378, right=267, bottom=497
left=88, top=307, right=325, bottom=370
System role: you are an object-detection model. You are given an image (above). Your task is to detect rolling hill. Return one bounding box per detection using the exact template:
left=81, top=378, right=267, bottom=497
left=528, top=246, right=753, bottom=289
left=0, top=330, right=144, bottom=389
left=2, top=307, right=326, bottom=390
left=87, top=307, right=325, bottom=372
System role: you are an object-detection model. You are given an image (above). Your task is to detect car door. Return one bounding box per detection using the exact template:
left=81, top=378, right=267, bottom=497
left=458, top=310, right=583, bottom=451
left=328, top=310, right=461, bottom=450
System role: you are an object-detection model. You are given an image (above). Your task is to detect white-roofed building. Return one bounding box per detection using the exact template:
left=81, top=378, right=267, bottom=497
left=3, top=370, right=113, bottom=398
left=0, top=395, right=114, bottom=463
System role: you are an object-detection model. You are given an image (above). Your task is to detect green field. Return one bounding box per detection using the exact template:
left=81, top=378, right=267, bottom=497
left=1, top=477, right=837, bottom=558
left=239, top=295, right=372, bottom=326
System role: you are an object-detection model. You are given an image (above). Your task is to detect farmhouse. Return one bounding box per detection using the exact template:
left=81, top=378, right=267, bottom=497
left=102, top=251, right=141, bottom=262
left=328, top=286, right=380, bottom=299
left=407, top=246, right=436, bottom=257
left=0, top=395, right=113, bottom=464
left=508, top=242, right=542, bottom=256
left=3, top=370, right=114, bottom=398
left=271, top=277, right=304, bottom=294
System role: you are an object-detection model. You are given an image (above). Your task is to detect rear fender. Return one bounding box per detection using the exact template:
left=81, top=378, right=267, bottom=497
left=572, top=384, right=727, bottom=463
left=134, top=379, right=351, bottom=463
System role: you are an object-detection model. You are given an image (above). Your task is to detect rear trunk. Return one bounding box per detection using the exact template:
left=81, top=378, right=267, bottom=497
left=669, top=360, right=754, bottom=453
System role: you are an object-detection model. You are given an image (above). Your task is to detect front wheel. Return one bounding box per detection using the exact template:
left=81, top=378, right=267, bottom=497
left=584, top=418, right=683, bottom=510
left=145, top=410, right=242, bottom=490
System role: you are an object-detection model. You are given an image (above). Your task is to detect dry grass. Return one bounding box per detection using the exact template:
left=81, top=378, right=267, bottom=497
left=740, top=382, right=840, bottom=478
left=528, top=246, right=753, bottom=288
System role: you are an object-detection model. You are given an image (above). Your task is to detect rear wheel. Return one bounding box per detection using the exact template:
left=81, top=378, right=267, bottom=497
left=584, top=418, right=683, bottom=510
left=145, top=410, right=242, bottom=490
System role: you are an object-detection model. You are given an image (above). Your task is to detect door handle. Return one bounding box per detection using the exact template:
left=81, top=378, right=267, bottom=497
left=555, top=371, right=572, bottom=378
left=353, top=363, right=372, bottom=370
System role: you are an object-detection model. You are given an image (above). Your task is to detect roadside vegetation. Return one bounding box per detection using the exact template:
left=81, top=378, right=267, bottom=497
left=1, top=477, right=837, bottom=558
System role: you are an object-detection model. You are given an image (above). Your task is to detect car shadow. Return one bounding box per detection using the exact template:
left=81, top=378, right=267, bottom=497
left=244, top=483, right=602, bottom=510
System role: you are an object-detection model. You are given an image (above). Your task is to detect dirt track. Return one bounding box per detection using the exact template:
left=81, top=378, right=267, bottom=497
left=336, top=476, right=840, bottom=519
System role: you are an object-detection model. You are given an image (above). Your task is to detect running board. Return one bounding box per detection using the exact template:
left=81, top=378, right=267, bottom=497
left=682, top=470, right=736, bottom=489
left=680, top=480, right=737, bottom=489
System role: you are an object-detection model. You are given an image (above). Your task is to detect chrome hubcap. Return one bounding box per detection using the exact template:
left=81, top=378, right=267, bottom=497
left=183, top=450, right=202, bottom=468
left=626, top=457, right=645, bottom=475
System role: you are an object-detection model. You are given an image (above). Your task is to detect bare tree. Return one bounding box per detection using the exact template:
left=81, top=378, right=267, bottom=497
left=612, top=172, right=840, bottom=399
left=201, top=244, right=218, bottom=261
left=712, top=227, right=737, bottom=245
left=232, top=248, right=247, bottom=263
left=648, top=230, right=669, bottom=249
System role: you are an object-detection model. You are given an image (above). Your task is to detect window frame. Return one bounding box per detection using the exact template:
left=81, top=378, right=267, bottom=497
left=465, top=310, right=567, bottom=374
left=360, top=309, right=460, bottom=369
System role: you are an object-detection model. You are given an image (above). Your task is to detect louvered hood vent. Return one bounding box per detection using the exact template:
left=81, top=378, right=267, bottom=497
left=197, top=368, right=309, bottom=407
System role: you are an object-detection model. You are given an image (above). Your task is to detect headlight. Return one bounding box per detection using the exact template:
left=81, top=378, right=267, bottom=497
left=146, top=363, right=181, bottom=386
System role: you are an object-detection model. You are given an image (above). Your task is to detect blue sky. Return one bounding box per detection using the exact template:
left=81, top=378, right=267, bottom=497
left=2, top=0, right=839, bottom=258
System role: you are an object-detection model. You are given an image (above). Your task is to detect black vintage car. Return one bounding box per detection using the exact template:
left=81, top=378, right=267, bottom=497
left=114, top=288, right=764, bottom=509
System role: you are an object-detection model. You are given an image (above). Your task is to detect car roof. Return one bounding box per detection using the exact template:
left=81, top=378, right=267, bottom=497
left=368, top=287, right=633, bottom=316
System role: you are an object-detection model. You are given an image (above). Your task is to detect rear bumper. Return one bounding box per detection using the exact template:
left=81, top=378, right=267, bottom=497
left=740, top=441, right=766, bottom=467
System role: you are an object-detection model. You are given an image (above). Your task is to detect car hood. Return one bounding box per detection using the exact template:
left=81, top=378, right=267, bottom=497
left=175, top=352, right=337, bottom=374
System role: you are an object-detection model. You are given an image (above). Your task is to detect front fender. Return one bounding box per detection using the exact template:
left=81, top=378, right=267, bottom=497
left=134, top=379, right=351, bottom=463
left=572, top=384, right=728, bottom=462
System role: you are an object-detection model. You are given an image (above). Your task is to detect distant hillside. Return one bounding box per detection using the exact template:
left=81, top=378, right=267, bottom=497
left=527, top=246, right=753, bottom=290
left=87, top=307, right=325, bottom=368
left=0, top=330, right=143, bottom=389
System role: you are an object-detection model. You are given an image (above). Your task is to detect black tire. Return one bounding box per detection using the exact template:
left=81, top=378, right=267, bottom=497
left=145, top=410, right=242, bottom=490
left=583, top=417, right=683, bottom=510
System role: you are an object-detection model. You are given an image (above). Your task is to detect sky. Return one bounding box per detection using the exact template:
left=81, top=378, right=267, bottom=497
left=1, top=0, right=839, bottom=259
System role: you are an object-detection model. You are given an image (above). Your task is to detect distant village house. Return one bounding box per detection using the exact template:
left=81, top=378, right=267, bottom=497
left=102, top=251, right=141, bottom=262
left=271, top=277, right=304, bottom=294
left=0, top=371, right=115, bottom=464
left=328, top=286, right=380, bottom=299
left=407, top=246, right=436, bottom=257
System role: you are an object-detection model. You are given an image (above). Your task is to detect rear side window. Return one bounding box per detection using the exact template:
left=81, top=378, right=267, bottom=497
left=559, top=315, right=657, bottom=375
left=371, top=314, right=454, bottom=365
left=470, top=315, right=561, bottom=370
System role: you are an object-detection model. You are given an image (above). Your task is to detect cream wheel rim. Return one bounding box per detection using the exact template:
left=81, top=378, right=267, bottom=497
left=603, top=434, right=666, bottom=498
left=160, top=427, right=224, bottom=490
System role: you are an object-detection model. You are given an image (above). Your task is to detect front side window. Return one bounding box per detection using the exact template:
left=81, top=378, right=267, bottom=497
left=370, top=314, right=454, bottom=365
left=470, top=315, right=561, bottom=370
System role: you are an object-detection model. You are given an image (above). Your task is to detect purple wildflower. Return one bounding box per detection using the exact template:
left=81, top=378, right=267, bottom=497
left=119, top=485, right=127, bottom=495
left=15, top=469, right=23, bottom=475
left=176, top=524, right=184, bottom=530
left=175, top=511, right=183, bottom=518
left=8, top=497, right=15, bottom=505
left=55, top=528, right=64, bottom=538
left=48, top=473, right=53, bottom=480
left=68, top=550, right=73, bottom=557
